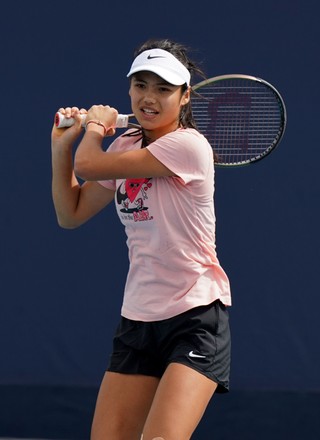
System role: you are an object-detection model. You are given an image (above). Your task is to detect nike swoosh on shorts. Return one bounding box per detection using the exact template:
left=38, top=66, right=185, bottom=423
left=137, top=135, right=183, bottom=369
left=188, top=351, right=206, bottom=359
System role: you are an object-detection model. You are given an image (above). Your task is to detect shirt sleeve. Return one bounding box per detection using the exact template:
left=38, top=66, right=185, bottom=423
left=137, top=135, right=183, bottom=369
left=146, top=129, right=213, bottom=184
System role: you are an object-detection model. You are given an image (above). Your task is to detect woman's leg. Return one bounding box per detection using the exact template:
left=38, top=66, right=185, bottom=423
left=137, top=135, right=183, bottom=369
left=91, top=371, right=160, bottom=440
left=142, top=362, right=217, bottom=440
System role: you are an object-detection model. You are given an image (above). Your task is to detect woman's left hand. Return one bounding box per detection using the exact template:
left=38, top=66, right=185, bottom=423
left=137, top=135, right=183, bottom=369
left=86, top=105, right=118, bottom=137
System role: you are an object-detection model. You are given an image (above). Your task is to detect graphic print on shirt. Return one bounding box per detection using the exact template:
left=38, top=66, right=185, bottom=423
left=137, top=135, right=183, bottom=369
left=116, top=178, right=153, bottom=222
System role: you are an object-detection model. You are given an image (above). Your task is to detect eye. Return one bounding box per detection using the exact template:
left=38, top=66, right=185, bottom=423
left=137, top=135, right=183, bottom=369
left=159, top=86, right=172, bottom=93
left=135, top=82, right=145, bottom=89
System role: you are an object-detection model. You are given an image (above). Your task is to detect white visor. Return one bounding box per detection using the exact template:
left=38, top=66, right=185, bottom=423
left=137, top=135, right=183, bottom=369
left=127, top=48, right=191, bottom=86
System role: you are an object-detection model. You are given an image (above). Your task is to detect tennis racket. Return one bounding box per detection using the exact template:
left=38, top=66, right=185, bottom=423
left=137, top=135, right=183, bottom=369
left=55, top=74, right=286, bottom=167
left=191, top=74, right=286, bottom=166
left=55, top=112, right=138, bottom=129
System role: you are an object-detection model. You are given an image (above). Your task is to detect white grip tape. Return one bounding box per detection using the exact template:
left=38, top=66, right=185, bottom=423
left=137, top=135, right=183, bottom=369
left=55, top=112, right=129, bottom=129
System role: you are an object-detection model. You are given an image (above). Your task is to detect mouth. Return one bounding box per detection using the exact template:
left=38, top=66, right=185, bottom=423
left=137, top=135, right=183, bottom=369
left=141, top=108, right=159, bottom=118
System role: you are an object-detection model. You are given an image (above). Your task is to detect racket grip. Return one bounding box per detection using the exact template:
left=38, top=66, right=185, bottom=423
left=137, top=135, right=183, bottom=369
left=55, top=112, right=130, bottom=129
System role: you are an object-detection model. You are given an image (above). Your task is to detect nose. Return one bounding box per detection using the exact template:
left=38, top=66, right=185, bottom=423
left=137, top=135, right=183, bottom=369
left=142, top=90, right=157, bottom=104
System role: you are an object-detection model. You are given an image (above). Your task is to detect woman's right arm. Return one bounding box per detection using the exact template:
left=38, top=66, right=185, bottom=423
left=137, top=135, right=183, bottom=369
left=51, top=107, right=115, bottom=229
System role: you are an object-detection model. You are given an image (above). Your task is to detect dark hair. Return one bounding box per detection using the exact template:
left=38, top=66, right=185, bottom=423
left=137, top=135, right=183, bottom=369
left=131, top=38, right=206, bottom=131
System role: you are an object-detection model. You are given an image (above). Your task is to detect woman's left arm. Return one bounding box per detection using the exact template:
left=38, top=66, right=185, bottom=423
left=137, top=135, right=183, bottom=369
left=74, top=106, right=175, bottom=181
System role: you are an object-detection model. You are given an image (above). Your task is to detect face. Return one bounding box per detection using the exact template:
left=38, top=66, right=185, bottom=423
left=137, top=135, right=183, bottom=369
left=129, top=71, right=190, bottom=142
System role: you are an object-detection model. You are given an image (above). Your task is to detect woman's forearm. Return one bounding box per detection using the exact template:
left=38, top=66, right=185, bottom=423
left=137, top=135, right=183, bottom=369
left=51, top=143, right=83, bottom=229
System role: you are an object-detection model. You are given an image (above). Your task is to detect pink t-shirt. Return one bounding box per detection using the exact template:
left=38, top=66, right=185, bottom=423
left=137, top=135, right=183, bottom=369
left=99, top=128, right=231, bottom=321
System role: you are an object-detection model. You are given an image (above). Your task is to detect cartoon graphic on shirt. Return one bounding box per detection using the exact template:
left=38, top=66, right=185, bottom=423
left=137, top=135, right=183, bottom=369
left=116, top=178, right=153, bottom=222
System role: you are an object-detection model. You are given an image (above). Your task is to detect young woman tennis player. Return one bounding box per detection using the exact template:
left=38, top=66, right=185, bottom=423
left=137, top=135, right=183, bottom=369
left=51, top=39, right=232, bottom=440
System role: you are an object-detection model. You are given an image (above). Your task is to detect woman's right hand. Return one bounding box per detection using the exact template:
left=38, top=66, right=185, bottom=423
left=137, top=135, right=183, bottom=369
left=51, top=107, right=87, bottom=147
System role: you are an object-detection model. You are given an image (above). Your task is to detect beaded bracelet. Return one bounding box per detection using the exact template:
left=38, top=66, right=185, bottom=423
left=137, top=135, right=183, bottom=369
left=85, top=120, right=108, bottom=137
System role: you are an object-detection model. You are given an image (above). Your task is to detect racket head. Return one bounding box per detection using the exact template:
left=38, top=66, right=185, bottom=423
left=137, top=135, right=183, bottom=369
left=191, top=74, right=287, bottom=167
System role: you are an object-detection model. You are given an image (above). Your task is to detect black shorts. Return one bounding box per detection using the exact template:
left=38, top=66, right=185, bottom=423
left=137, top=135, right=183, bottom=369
left=107, top=300, right=231, bottom=393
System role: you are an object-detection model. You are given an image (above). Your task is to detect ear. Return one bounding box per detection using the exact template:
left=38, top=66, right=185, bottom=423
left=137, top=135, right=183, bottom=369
left=181, top=86, right=191, bottom=106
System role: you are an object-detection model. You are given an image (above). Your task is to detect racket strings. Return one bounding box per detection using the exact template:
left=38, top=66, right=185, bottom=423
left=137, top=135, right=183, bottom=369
left=192, top=79, right=285, bottom=165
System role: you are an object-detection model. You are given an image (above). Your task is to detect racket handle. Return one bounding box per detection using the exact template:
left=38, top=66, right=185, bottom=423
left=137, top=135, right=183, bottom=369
left=55, top=112, right=130, bottom=129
